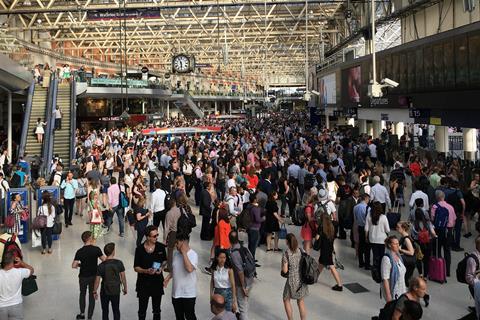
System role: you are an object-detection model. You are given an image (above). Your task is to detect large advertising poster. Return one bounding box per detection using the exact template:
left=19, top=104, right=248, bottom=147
left=318, top=73, right=336, bottom=106
left=342, top=65, right=362, bottom=105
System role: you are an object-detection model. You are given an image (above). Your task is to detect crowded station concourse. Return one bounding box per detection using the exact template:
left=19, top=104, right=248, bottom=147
left=1, top=1, right=480, bottom=320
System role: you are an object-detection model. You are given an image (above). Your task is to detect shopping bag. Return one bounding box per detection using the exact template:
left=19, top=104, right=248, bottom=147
left=31, top=231, right=41, bottom=248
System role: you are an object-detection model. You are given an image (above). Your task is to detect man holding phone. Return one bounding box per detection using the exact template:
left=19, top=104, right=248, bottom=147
left=134, top=225, right=167, bottom=320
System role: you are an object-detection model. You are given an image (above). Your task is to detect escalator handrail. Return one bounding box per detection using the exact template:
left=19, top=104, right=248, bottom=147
left=18, top=81, right=35, bottom=159
left=41, top=75, right=58, bottom=178
left=70, top=80, right=77, bottom=165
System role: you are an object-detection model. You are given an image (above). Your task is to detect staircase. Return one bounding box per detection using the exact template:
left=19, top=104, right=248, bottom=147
left=24, top=85, right=48, bottom=157
left=53, top=83, right=72, bottom=167
left=176, top=92, right=204, bottom=119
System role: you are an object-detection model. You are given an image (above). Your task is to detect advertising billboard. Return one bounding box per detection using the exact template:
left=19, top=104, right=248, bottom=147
left=318, top=73, right=336, bottom=106
left=342, top=65, right=362, bottom=105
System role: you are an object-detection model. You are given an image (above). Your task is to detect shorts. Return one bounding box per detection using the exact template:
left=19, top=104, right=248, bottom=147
left=76, top=195, right=87, bottom=200
left=101, top=185, right=108, bottom=194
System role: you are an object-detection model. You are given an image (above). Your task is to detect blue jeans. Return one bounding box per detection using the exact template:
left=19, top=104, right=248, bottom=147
left=214, top=287, right=233, bottom=312
left=248, top=228, right=260, bottom=259
left=113, top=206, right=125, bottom=235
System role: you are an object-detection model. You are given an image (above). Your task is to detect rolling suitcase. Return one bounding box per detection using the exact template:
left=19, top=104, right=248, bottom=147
left=428, top=237, right=447, bottom=283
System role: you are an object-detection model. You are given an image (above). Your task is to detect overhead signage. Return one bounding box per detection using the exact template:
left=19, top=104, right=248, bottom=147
left=381, top=113, right=389, bottom=121
left=141, top=66, right=149, bottom=73
left=370, top=97, right=389, bottom=107
left=333, top=110, right=343, bottom=117
left=430, top=117, right=442, bottom=125
left=409, top=108, right=430, bottom=119
left=195, top=63, right=213, bottom=68
left=87, top=9, right=161, bottom=20
left=345, top=107, right=357, bottom=117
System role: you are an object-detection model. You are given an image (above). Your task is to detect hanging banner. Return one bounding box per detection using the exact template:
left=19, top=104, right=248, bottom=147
left=87, top=9, right=161, bottom=20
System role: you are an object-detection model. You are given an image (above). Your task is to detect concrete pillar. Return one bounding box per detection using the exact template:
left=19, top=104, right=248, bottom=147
left=435, top=126, right=449, bottom=154
left=395, top=122, right=405, bottom=137
left=337, top=117, right=346, bottom=126
left=464, top=128, right=478, bottom=161
left=347, top=118, right=355, bottom=127
left=372, top=120, right=382, bottom=139
left=358, top=119, right=367, bottom=135
left=229, top=101, right=232, bottom=115
left=367, top=122, right=373, bottom=137
left=214, top=101, right=218, bottom=114
left=7, top=91, right=11, bottom=162
left=381, top=121, right=386, bottom=130
left=167, top=101, right=170, bottom=119
left=325, top=115, right=330, bottom=130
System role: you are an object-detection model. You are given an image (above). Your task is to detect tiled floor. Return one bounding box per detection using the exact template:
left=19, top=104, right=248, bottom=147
left=20, top=192, right=476, bottom=320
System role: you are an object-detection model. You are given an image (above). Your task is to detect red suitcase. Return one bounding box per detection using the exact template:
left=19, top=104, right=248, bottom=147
left=428, top=238, right=447, bottom=283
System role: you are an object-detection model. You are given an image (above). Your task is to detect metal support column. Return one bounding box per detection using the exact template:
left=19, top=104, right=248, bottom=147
left=7, top=91, right=11, bottom=162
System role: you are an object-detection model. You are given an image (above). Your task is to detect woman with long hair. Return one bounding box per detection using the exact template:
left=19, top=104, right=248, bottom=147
left=397, top=221, right=416, bottom=285
left=7, top=193, right=24, bottom=235
left=210, top=250, right=237, bottom=313
left=411, top=208, right=436, bottom=277
left=35, top=118, right=47, bottom=143
left=266, top=191, right=284, bottom=252
left=316, top=213, right=343, bottom=291
left=282, top=233, right=307, bottom=320
left=365, top=201, right=390, bottom=276
left=38, top=191, right=57, bottom=254
left=381, top=235, right=407, bottom=302
left=88, top=191, right=105, bottom=240
left=100, top=168, right=110, bottom=206
left=300, top=194, right=318, bottom=254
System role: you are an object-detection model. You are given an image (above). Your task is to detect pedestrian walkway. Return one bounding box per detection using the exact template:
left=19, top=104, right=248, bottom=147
left=20, top=196, right=474, bottom=320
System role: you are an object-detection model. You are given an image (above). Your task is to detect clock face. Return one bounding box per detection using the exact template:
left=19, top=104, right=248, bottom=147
left=173, top=55, right=191, bottom=73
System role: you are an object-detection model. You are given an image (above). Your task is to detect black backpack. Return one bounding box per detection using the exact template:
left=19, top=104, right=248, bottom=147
left=446, top=190, right=463, bottom=218
left=292, top=205, right=306, bottom=227
left=299, top=251, right=319, bottom=285
left=304, top=173, right=316, bottom=190
left=177, top=207, right=196, bottom=235
left=237, top=204, right=252, bottom=230
left=232, top=245, right=256, bottom=279
left=378, top=294, right=407, bottom=320
left=0, top=234, right=23, bottom=265
left=164, top=191, right=172, bottom=211
left=9, top=172, right=21, bottom=188
left=456, top=253, right=479, bottom=284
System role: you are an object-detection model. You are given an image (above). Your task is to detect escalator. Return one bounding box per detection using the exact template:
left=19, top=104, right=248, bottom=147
left=176, top=92, right=204, bottom=119
left=52, top=83, right=74, bottom=167
left=18, top=83, right=49, bottom=159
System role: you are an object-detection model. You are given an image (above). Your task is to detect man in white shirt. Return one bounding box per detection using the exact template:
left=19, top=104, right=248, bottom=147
left=409, top=180, right=430, bottom=211
left=148, top=155, right=157, bottom=193
left=0, top=253, right=34, bottom=319
left=370, top=176, right=391, bottom=213
left=150, top=180, right=167, bottom=231
left=164, top=233, right=198, bottom=320
left=318, top=188, right=338, bottom=221
left=182, top=159, right=194, bottom=197
left=54, top=105, right=62, bottom=130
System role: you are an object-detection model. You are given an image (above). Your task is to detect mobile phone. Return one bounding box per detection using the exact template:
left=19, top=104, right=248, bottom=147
left=152, top=262, right=161, bottom=271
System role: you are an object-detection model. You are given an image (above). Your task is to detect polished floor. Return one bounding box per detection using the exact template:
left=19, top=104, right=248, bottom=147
left=20, top=192, right=475, bottom=320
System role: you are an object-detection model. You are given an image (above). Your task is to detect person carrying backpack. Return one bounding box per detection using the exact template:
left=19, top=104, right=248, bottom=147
left=463, top=236, right=480, bottom=302
left=93, top=243, right=127, bottom=320
left=445, top=180, right=466, bottom=252
left=281, top=233, right=307, bottom=320
left=375, top=276, right=427, bottom=320
left=430, top=190, right=456, bottom=277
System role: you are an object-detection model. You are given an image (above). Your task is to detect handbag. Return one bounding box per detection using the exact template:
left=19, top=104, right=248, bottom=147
left=90, top=209, right=102, bottom=224
left=32, top=231, right=41, bottom=248
left=281, top=251, right=289, bottom=278
left=52, top=217, right=62, bottom=235
left=278, top=223, right=287, bottom=240
left=22, top=275, right=38, bottom=296
left=4, top=214, right=14, bottom=228
left=32, top=206, right=47, bottom=230
left=313, top=236, right=321, bottom=251
left=20, top=208, right=30, bottom=222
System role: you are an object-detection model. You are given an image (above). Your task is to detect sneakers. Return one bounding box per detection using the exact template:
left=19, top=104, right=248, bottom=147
left=332, top=285, right=343, bottom=291
left=76, top=314, right=85, bottom=320
left=464, top=232, right=473, bottom=238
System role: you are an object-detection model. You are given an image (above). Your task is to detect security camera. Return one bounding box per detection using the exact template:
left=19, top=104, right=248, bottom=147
left=381, top=78, right=399, bottom=88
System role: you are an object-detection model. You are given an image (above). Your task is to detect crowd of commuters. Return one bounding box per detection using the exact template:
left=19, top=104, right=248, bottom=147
left=2, top=112, right=480, bottom=319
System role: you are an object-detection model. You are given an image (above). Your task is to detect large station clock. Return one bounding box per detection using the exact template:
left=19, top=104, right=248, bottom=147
left=172, top=54, right=194, bottom=73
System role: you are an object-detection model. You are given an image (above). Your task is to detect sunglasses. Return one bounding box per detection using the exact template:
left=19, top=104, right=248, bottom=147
left=149, top=234, right=159, bottom=238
